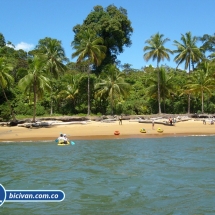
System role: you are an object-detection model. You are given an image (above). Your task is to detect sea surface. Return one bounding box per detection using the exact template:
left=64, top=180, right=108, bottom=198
left=0, top=136, right=215, bottom=215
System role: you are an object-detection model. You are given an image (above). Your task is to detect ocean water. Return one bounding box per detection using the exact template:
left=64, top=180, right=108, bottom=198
left=0, top=136, right=215, bottom=215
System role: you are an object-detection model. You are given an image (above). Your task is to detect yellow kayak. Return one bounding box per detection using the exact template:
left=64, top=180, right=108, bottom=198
left=57, top=140, right=70, bottom=146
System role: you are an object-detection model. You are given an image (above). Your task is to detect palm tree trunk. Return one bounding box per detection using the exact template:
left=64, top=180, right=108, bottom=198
left=87, top=66, right=90, bottom=116
left=157, top=64, right=161, bottom=114
left=33, top=81, right=37, bottom=122
left=0, top=82, right=16, bottom=121
left=188, top=63, right=191, bottom=114
left=187, top=94, right=191, bottom=114
left=163, top=98, right=166, bottom=113
left=50, top=99, right=53, bottom=115
left=201, top=90, right=204, bottom=113
left=49, top=88, right=53, bottom=115
left=111, top=94, right=114, bottom=115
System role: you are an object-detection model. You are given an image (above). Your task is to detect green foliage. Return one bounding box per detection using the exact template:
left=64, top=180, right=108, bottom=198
left=2, top=29, right=215, bottom=117
left=173, top=32, right=204, bottom=71
left=143, top=33, right=173, bottom=114
left=18, top=55, right=51, bottom=121
left=199, top=33, right=215, bottom=53
left=0, top=102, right=11, bottom=121
left=14, top=102, right=46, bottom=116
left=73, top=5, right=133, bottom=72
left=0, top=33, right=6, bottom=48
left=95, top=64, right=130, bottom=115
left=35, top=37, right=68, bottom=78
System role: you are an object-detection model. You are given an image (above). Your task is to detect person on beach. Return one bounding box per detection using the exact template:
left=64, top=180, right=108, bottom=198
left=119, top=115, right=123, bottom=125
left=169, top=117, right=173, bottom=125
left=152, top=120, right=155, bottom=129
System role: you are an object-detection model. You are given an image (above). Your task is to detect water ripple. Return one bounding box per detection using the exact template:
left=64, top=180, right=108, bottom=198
left=0, top=137, right=215, bottom=214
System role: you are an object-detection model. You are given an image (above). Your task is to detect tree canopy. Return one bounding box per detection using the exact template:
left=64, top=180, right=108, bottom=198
left=72, top=5, right=133, bottom=72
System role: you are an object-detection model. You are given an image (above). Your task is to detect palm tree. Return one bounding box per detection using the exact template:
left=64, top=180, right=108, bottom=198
left=35, top=38, right=69, bottom=115
left=36, top=37, right=68, bottom=78
left=71, top=29, right=106, bottom=115
left=147, top=67, right=174, bottom=113
left=58, top=74, right=83, bottom=113
left=173, top=32, right=204, bottom=114
left=173, top=32, right=204, bottom=72
left=0, top=57, right=16, bottom=121
left=143, top=33, right=173, bottom=114
left=184, top=62, right=215, bottom=113
left=95, top=65, right=130, bottom=115
left=18, top=55, right=51, bottom=122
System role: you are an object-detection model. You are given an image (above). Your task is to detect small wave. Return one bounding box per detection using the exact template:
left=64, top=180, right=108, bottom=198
left=0, top=140, right=52, bottom=143
left=189, top=134, right=215, bottom=137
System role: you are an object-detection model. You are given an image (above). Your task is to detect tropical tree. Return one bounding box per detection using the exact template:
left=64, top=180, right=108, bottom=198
left=0, top=33, right=6, bottom=48
left=71, top=29, right=106, bottom=115
left=34, top=37, right=69, bottom=115
left=58, top=74, right=83, bottom=113
left=143, top=33, right=173, bottom=114
left=173, top=32, right=204, bottom=72
left=173, top=32, right=204, bottom=113
left=95, top=64, right=130, bottom=115
left=18, top=55, right=51, bottom=122
left=73, top=5, right=133, bottom=72
left=183, top=68, right=215, bottom=113
left=199, top=33, right=215, bottom=54
left=35, top=37, right=68, bottom=78
left=147, top=67, right=174, bottom=113
left=0, top=57, right=16, bottom=121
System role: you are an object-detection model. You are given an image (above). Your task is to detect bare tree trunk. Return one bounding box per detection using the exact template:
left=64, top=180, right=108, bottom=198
left=157, top=64, right=162, bottom=114
left=187, top=94, right=190, bottom=114
left=111, top=94, right=114, bottom=115
left=50, top=99, right=53, bottom=115
left=50, top=87, right=53, bottom=115
left=87, top=66, right=90, bottom=116
left=201, top=90, right=204, bottom=113
left=33, top=81, right=37, bottom=122
left=188, top=62, right=191, bottom=114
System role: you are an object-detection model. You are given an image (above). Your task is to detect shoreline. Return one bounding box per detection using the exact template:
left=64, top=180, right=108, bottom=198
left=1, top=120, right=215, bottom=142
left=1, top=134, right=214, bottom=143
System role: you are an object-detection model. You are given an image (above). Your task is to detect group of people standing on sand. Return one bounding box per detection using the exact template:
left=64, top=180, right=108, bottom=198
left=57, top=133, right=69, bottom=144
left=203, top=119, right=214, bottom=125
left=151, top=117, right=175, bottom=129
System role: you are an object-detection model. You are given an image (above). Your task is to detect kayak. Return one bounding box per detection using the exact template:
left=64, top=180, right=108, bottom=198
left=56, top=140, right=75, bottom=146
left=57, top=140, right=70, bottom=146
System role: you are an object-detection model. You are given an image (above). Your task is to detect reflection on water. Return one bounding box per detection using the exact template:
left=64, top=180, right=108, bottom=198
left=0, top=137, right=215, bottom=214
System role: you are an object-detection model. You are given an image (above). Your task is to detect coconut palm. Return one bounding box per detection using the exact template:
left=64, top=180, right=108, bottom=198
left=173, top=32, right=204, bottom=72
left=36, top=37, right=68, bottom=78
left=0, top=57, right=16, bottom=121
left=147, top=67, right=174, bottom=113
left=35, top=38, right=68, bottom=115
left=18, top=55, right=51, bottom=122
left=173, top=32, right=204, bottom=114
left=95, top=64, right=130, bottom=115
left=71, top=29, right=106, bottom=115
left=183, top=65, right=215, bottom=113
left=58, top=74, right=83, bottom=113
left=143, top=33, right=173, bottom=114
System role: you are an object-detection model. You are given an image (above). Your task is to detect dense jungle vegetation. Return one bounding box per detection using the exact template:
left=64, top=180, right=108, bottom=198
left=1, top=5, right=215, bottom=122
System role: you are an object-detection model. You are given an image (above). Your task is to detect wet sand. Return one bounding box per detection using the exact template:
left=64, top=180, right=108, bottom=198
left=0, top=119, right=214, bottom=142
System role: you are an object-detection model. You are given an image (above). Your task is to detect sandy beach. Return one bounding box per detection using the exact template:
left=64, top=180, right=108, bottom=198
left=0, top=119, right=215, bottom=142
